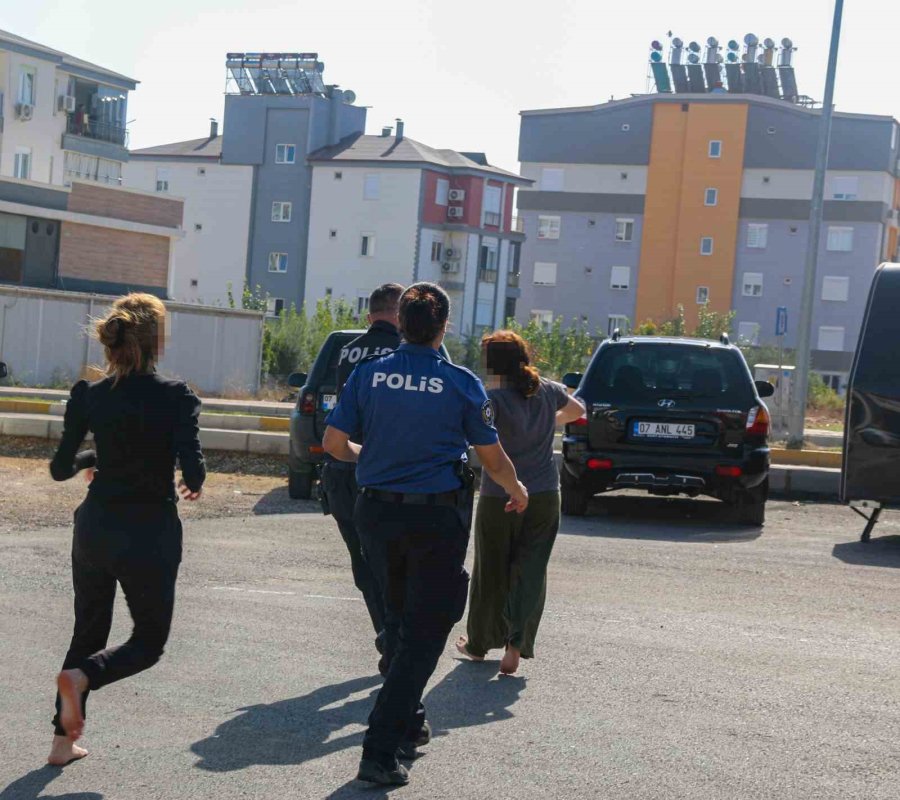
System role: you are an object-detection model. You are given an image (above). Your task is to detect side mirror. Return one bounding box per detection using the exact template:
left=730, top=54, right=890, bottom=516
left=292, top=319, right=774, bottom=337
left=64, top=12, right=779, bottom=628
left=755, top=380, right=775, bottom=399
left=0, top=362, right=7, bottom=380
left=562, top=372, right=583, bottom=390
left=287, top=372, right=308, bottom=389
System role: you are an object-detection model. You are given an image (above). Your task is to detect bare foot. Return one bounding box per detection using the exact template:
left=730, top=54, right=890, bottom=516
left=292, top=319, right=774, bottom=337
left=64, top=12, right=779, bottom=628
left=455, top=636, right=485, bottom=662
left=56, top=669, right=88, bottom=740
left=47, top=735, right=89, bottom=766
left=500, top=646, right=521, bottom=675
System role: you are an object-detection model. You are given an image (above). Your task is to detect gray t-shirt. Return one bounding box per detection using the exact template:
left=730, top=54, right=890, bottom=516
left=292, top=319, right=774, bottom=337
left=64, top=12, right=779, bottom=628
left=480, top=377, right=570, bottom=497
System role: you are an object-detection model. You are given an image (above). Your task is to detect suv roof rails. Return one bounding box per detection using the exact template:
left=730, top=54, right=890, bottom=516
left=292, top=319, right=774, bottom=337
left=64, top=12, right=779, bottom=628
left=611, top=328, right=621, bottom=342
left=719, top=333, right=730, bottom=346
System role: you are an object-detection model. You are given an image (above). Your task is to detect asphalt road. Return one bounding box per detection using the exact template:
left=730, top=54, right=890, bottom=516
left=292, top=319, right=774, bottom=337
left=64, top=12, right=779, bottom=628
left=2, top=491, right=900, bottom=799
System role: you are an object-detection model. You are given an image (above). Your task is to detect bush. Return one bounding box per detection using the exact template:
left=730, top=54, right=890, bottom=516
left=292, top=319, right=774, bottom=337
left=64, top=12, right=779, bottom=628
left=265, top=298, right=358, bottom=378
left=504, top=317, right=602, bottom=380
left=807, top=372, right=844, bottom=413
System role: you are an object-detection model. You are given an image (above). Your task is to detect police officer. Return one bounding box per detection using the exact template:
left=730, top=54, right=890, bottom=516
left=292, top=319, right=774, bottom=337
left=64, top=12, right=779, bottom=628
left=324, top=282, right=528, bottom=787
left=321, top=283, right=404, bottom=663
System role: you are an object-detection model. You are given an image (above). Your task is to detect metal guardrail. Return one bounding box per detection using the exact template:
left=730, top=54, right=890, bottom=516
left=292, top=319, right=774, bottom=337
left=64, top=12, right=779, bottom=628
left=66, top=115, right=127, bottom=147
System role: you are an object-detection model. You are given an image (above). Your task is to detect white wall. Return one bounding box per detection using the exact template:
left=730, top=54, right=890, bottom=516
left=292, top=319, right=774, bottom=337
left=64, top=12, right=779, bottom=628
left=123, top=158, right=253, bottom=306
left=741, top=169, right=896, bottom=204
left=520, top=162, right=648, bottom=195
left=305, top=166, right=421, bottom=311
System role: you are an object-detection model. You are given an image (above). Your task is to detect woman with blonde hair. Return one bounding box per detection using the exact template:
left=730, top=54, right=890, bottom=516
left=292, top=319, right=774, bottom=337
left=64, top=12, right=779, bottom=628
left=457, top=331, right=585, bottom=675
left=47, top=293, right=205, bottom=766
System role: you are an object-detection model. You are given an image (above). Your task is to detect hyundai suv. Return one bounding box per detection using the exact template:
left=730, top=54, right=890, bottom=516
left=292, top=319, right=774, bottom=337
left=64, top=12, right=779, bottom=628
left=560, top=335, right=775, bottom=524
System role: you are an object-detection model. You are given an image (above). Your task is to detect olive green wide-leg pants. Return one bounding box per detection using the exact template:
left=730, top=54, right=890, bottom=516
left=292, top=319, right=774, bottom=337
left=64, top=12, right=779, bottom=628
left=465, top=491, right=560, bottom=659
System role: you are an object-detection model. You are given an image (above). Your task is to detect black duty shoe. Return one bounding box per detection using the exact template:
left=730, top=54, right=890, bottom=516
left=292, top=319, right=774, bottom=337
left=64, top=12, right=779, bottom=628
left=411, top=720, right=431, bottom=747
left=396, top=741, right=420, bottom=761
left=357, top=758, right=410, bottom=786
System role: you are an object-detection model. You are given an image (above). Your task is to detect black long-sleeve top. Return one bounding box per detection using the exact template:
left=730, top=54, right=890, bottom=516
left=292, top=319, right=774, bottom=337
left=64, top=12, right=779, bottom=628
left=50, top=373, right=206, bottom=502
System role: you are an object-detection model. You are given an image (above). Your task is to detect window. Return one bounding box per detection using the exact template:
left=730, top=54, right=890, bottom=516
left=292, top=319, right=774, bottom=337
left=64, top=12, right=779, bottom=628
left=696, top=286, right=710, bottom=304
left=817, top=326, right=845, bottom=352
left=738, top=322, right=760, bottom=345
left=742, top=272, right=763, bottom=297
left=700, top=237, right=714, bottom=256
left=363, top=174, right=380, bottom=200
left=822, top=275, right=850, bottom=302
left=18, top=67, right=35, bottom=105
left=747, top=223, right=768, bottom=249
left=194, top=223, right=203, bottom=232
left=479, top=241, right=499, bottom=273
left=155, top=168, right=169, bottom=193
left=64, top=153, right=122, bottom=187
left=705, top=188, right=718, bottom=206
left=610, top=266, right=631, bottom=290
left=268, top=252, right=288, bottom=273
left=430, top=240, right=443, bottom=262
left=266, top=298, right=285, bottom=317
left=13, top=148, right=31, bottom=180
left=357, top=292, right=370, bottom=316
left=483, top=186, right=502, bottom=226
left=615, top=219, right=634, bottom=242
left=540, top=168, right=564, bottom=191
left=275, top=144, right=296, bottom=164
left=272, top=201, right=292, bottom=222
left=475, top=298, right=494, bottom=327
left=608, top=315, right=629, bottom=336
left=329, top=229, right=337, bottom=239
left=533, top=262, right=557, bottom=286
left=334, top=171, right=343, bottom=180
left=537, top=215, right=561, bottom=240
left=530, top=310, right=553, bottom=331
left=435, top=178, right=449, bottom=206
left=708, top=140, right=722, bottom=158
left=360, top=234, right=376, bottom=257
left=832, top=176, right=858, bottom=201
left=827, top=226, right=854, bottom=252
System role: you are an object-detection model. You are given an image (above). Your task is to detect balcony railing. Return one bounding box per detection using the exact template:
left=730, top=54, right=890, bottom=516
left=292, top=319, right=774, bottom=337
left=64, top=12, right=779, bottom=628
left=483, top=211, right=501, bottom=227
left=478, top=268, right=498, bottom=284
left=66, top=115, right=128, bottom=147
left=507, top=272, right=520, bottom=288
left=511, top=216, right=525, bottom=233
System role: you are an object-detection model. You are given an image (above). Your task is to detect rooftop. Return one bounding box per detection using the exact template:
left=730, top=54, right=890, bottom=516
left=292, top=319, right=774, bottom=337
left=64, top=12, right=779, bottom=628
left=130, top=136, right=223, bottom=159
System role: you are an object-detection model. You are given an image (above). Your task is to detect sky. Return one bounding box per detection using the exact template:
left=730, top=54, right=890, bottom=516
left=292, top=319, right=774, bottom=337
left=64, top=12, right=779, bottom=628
left=4, top=0, right=899, bottom=172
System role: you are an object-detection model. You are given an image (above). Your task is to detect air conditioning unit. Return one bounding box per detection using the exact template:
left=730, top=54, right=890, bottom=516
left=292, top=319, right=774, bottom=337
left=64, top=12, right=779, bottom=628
left=444, top=247, right=461, bottom=260
left=15, top=103, right=34, bottom=121
left=448, top=206, right=464, bottom=219
left=441, top=262, right=459, bottom=274
left=448, top=189, right=466, bottom=202
left=58, top=95, right=76, bottom=113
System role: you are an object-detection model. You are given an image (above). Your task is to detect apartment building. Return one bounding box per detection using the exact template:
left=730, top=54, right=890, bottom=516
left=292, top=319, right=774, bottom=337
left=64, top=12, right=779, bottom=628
left=517, top=93, right=900, bottom=388
left=124, top=121, right=253, bottom=305
left=304, top=124, right=530, bottom=334
left=0, top=30, right=183, bottom=296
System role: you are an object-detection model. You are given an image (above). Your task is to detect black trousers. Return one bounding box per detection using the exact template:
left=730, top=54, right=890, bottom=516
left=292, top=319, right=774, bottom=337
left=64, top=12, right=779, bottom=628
left=322, top=464, right=384, bottom=635
left=355, top=493, right=469, bottom=764
left=52, top=494, right=182, bottom=736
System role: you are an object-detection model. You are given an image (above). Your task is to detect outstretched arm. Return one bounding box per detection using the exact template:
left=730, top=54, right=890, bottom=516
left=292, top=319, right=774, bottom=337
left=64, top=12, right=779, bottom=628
left=473, top=442, right=528, bottom=513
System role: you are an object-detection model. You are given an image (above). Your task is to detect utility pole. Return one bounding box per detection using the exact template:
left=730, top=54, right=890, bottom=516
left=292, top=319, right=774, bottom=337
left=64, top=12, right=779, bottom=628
left=787, top=0, right=845, bottom=448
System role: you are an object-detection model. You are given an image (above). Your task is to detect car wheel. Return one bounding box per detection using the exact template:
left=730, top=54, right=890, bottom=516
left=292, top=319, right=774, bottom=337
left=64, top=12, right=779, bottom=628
left=734, top=478, right=768, bottom=526
left=288, top=468, right=314, bottom=500
left=560, top=470, right=591, bottom=517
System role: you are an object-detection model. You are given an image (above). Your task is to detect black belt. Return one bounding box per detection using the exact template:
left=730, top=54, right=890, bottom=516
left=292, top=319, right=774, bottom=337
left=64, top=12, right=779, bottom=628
left=361, top=487, right=459, bottom=507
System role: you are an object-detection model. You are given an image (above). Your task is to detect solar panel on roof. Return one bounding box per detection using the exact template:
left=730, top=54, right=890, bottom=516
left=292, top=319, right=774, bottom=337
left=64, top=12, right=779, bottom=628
left=670, top=64, right=690, bottom=93
left=687, top=64, right=706, bottom=93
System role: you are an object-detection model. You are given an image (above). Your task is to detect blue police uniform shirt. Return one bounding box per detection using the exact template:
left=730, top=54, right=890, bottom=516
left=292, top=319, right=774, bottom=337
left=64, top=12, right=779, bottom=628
left=326, top=343, right=499, bottom=493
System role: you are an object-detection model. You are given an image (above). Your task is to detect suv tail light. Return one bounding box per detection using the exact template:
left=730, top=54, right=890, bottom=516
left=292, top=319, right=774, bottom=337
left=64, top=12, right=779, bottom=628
left=587, top=458, right=612, bottom=471
left=745, top=405, right=770, bottom=437
left=300, top=392, right=316, bottom=416
left=572, top=416, right=589, bottom=427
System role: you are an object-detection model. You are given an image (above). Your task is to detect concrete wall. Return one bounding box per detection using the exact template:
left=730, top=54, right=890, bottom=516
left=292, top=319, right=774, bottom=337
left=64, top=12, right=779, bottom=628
left=0, top=285, right=263, bottom=394
left=519, top=163, right=648, bottom=195
left=741, top=169, right=896, bottom=204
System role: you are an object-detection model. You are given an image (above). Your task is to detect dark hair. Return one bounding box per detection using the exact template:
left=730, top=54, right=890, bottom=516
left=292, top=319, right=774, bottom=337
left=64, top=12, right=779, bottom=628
left=369, top=283, right=404, bottom=316
left=399, top=282, right=450, bottom=345
left=481, top=330, right=541, bottom=398
left=94, top=293, right=166, bottom=386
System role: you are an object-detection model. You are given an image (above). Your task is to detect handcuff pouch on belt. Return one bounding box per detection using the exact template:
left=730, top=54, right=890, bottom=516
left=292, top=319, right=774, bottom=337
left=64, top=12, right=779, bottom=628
left=454, top=459, right=476, bottom=532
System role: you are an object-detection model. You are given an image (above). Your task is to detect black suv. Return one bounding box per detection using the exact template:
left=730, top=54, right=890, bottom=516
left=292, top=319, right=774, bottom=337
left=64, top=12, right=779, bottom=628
left=561, top=334, right=775, bottom=524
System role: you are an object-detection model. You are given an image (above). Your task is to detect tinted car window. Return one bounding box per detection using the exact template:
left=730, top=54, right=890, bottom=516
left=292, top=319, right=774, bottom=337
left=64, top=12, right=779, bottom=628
left=853, top=276, right=900, bottom=397
left=583, top=344, right=753, bottom=405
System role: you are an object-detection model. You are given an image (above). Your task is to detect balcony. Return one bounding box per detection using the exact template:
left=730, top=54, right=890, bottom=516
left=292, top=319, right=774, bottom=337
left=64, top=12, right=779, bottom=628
left=66, top=114, right=128, bottom=147
left=511, top=216, right=525, bottom=233
left=483, top=212, right=501, bottom=227
left=478, top=268, right=498, bottom=284
left=507, top=272, right=520, bottom=288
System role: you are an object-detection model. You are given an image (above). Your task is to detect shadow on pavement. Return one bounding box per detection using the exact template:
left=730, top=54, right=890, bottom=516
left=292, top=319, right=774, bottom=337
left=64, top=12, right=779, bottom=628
left=251, top=486, right=321, bottom=516
left=558, top=495, right=763, bottom=544
left=0, top=766, right=102, bottom=800
left=832, top=535, right=900, bottom=568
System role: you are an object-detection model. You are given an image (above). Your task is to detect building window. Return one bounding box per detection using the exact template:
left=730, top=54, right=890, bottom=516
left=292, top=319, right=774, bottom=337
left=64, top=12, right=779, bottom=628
left=363, top=174, right=380, bottom=200
left=708, top=140, right=722, bottom=158
left=435, top=178, right=449, bottom=206
left=696, top=286, right=710, bottom=304
left=705, top=188, right=718, bottom=206
left=608, top=315, right=629, bottom=336
left=822, top=275, right=850, bottom=302
left=197, top=167, right=206, bottom=176
left=13, top=148, right=32, bottom=180
left=357, top=292, right=370, bottom=317
left=18, top=67, right=36, bottom=105
left=615, top=219, right=634, bottom=242
left=738, top=322, right=760, bottom=345
left=818, top=326, right=845, bottom=352
left=194, top=223, right=203, bottom=232
left=329, top=229, right=338, bottom=239
left=700, top=237, right=714, bottom=256
left=832, top=176, right=859, bottom=201
left=540, top=168, right=564, bottom=191
left=275, top=144, right=296, bottom=164
left=746, top=223, right=768, bottom=249
left=361, top=234, right=376, bottom=257
left=531, top=309, right=554, bottom=332
left=483, top=186, right=502, bottom=226
left=334, top=171, right=343, bottom=180
left=431, top=240, right=443, bottom=262
left=272, top=201, right=292, bottom=222
left=537, top=215, right=561, bottom=240
left=266, top=298, right=285, bottom=317
left=268, top=252, right=288, bottom=273
left=610, top=266, right=631, bottom=290
left=64, top=152, right=122, bottom=187
left=155, top=168, right=169, bottom=193
left=827, top=226, right=854, bottom=252
left=533, top=262, right=557, bottom=286
left=742, top=272, right=763, bottom=297
left=475, top=298, right=494, bottom=327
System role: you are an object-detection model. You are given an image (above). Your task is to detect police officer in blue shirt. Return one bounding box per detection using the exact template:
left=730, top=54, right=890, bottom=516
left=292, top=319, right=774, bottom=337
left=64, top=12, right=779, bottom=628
left=324, top=282, right=528, bottom=787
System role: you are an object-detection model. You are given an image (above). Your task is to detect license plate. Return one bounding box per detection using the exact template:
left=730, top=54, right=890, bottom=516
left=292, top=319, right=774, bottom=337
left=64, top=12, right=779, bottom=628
left=633, top=421, right=695, bottom=439
left=321, top=394, right=336, bottom=411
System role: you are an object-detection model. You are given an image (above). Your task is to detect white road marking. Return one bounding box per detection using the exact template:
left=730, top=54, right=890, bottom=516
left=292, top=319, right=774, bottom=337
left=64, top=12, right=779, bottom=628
left=304, top=594, right=363, bottom=602
left=210, top=587, right=361, bottom=601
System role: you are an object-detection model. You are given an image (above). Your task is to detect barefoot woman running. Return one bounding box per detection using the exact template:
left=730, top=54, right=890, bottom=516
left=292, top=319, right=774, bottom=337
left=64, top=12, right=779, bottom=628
left=47, top=293, right=205, bottom=766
